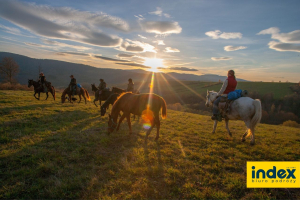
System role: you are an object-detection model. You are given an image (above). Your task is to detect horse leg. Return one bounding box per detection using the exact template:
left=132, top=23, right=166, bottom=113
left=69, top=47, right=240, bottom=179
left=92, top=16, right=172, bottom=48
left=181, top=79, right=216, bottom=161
left=45, top=92, right=48, bottom=100
left=94, top=100, right=98, bottom=107
left=212, top=120, right=218, bottom=133
left=225, top=119, right=232, bottom=137
left=34, top=92, right=38, bottom=100
left=116, top=114, right=126, bottom=131
left=78, top=95, right=81, bottom=103
left=84, top=95, right=87, bottom=104
left=241, top=120, right=251, bottom=143
left=126, top=114, right=132, bottom=134
left=145, top=119, right=156, bottom=141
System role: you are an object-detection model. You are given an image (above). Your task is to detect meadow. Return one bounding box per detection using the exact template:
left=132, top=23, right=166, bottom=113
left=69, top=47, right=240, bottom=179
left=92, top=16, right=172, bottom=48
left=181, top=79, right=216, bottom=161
left=1, top=90, right=300, bottom=199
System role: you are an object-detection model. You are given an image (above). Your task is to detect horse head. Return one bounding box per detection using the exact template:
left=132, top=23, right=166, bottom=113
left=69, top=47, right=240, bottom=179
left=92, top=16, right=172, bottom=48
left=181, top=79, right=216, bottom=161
left=107, top=114, right=117, bottom=134
left=205, top=90, right=218, bottom=108
left=28, top=79, right=33, bottom=88
left=91, top=83, right=97, bottom=92
left=100, top=105, right=106, bottom=116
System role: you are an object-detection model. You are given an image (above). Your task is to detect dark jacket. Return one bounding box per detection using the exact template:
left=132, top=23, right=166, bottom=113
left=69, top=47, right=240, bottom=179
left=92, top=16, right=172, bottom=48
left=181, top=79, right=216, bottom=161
left=69, top=78, right=77, bottom=86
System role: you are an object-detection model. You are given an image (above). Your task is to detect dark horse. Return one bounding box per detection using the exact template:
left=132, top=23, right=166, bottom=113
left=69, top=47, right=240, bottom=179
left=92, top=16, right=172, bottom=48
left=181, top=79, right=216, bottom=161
left=108, top=93, right=167, bottom=141
left=61, top=87, right=90, bottom=104
left=28, top=79, right=56, bottom=100
left=91, top=84, right=125, bottom=107
left=100, top=93, right=119, bottom=116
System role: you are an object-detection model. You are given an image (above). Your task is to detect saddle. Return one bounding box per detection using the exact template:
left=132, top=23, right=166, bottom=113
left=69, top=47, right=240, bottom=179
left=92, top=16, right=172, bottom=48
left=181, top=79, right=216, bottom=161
left=218, top=96, right=233, bottom=119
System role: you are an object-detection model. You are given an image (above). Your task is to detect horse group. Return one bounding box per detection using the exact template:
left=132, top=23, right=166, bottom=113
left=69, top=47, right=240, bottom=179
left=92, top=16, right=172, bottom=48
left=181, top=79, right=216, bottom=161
left=27, top=79, right=262, bottom=145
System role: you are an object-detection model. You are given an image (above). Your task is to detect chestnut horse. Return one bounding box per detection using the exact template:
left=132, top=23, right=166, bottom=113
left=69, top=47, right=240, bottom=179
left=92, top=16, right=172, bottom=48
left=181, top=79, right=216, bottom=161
left=61, top=87, right=90, bottom=104
left=108, top=93, right=167, bottom=141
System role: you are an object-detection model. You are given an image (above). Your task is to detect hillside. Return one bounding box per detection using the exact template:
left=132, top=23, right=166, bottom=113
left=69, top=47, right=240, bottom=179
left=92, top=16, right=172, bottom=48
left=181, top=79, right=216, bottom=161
left=0, top=52, right=247, bottom=88
left=1, top=90, right=299, bottom=199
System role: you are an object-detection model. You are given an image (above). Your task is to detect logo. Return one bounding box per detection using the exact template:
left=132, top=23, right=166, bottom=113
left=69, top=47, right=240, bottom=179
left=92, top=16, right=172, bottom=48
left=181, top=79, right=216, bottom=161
left=247, top=162, right=300, bottom=188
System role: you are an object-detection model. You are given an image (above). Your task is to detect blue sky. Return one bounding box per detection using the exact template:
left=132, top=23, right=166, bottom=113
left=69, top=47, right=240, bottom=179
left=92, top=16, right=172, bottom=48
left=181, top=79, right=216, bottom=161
left=0, top=0, right=299, bottom=82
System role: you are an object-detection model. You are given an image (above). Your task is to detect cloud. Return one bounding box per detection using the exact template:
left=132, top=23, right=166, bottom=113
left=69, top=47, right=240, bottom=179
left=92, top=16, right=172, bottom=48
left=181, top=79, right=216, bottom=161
left=164, top=47, right=180, bottom=52
left=55, top=52, right=90, bottom=56
left=168, top=67, right=198, bottom=71
left=138, top=34, right=147, bottom=39
left=211, top=57, right=232, bottom=61
left=115, top=62, right=150, bottom=68
left=140, top=21, right=182, bottom=35
left=24, top=42, right=48, bottom=48
left=257, top=27, right=300, bottom=43
left=224, top=45, right=247, bottom=51
left=153, top=40, right=165, bottom=45
left=149, top=7, right=171, bottom=18
left=94, top=55, right=130, bottom=62
left=41, top=39, right=90, bottom=50
left=257, top=27, right=300, bottom=52
left=134, top=15, right=144, bottom=21
left=205, top=30, right=242, bottom=39
left=267, top=41, right=300, bottom=53
left=0, top=24, right=20, bottom=35
left=0, top=0, right=126, bottom=47
left=119, top=39, right=156, bottom=53
left=117, top=53, right=135, bottom=58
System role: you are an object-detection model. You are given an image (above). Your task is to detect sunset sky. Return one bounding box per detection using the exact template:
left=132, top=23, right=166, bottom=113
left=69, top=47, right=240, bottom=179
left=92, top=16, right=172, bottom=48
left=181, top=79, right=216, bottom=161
left=0, top=0, right=299, bottom=82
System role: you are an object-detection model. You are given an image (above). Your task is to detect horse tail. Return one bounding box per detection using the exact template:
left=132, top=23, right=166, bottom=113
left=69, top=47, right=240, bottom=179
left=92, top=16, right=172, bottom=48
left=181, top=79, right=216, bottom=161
left=85, top=89, right=91, bottom=101
left=247, top=99, right=262, bottom=137
left=160, top=97, right=167, bottom=119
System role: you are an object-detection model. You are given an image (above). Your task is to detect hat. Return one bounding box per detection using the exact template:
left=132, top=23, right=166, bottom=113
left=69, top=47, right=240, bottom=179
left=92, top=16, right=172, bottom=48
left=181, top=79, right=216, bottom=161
left=70, top=75, right=74, bottom=77
left=128, top=78, right=132, bottom=82
left=40, top=72, right=44, bottom=76
left=100, top=78, right=104, bottom=81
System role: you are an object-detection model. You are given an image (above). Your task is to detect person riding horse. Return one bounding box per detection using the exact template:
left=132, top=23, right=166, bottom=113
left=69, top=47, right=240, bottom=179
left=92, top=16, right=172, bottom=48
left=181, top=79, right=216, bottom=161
left=69, top=75, right=77, bottom=97
left=211, top=70, right=237, bottom=120
left=127, top=78, right=134, bottom=92
left=98, top=78, right=107, bottom=96
left=38, top=72, right=47, bottom=92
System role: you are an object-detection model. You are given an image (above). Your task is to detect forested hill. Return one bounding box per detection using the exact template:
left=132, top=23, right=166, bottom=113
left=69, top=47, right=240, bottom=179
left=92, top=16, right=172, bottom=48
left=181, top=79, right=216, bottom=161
left=0, top=52, right=247, bottom=87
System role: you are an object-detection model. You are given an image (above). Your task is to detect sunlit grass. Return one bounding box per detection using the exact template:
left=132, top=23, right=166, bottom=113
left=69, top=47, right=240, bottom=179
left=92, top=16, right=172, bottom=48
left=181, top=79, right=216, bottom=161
left=1, top=90, right=300, bottom=199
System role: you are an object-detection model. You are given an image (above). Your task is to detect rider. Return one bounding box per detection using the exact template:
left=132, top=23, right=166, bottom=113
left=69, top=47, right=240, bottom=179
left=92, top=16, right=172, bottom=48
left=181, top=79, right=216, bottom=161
left=127, top=78, right=134, bottom=92
left=69, top=75, right=77, bottom=96
left=98, top=78, right=107, bottom=96
left=39, top=72, right=47, bottom=92
left=211, top=70, right=237, bottom=120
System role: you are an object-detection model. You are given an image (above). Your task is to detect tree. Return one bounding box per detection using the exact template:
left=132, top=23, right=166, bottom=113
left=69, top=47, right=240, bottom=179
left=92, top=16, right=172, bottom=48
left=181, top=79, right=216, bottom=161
left=0, top=57, right=19, bottom=84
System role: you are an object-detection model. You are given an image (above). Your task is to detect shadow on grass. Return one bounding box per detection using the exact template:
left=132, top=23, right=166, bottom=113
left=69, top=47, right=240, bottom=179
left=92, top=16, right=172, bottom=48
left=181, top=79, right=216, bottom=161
left=0, top=113, right=147, bottom=199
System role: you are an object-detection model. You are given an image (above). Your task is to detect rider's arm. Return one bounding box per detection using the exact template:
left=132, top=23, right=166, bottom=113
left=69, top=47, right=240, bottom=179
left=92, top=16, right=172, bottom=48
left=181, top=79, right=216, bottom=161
left=217, top=79, right=228, bottom=96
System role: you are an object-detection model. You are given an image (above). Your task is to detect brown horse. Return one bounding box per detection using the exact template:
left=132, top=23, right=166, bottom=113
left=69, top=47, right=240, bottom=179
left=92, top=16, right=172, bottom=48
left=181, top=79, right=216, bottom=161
left=61, top=87, right=91, bottom=104
left=28, top=79, right=56, bottom=100
left=108, top=93, right=167, bottom=141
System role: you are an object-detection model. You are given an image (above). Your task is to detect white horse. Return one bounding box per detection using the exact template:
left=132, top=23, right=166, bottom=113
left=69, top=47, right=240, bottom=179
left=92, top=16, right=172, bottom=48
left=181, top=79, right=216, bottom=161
left=205, top=91, right=262, bottom=145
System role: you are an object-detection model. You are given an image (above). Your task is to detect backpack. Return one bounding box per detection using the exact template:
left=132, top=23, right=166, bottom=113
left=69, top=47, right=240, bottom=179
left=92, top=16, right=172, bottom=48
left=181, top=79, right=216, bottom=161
left=77, top=83, right=82, bottom=88
left=227, top=89, right=242, bottom=100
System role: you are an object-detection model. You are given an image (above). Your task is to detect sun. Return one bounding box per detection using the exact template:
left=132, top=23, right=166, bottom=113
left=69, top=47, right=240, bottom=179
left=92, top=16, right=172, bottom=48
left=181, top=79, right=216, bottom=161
left=143, top=58, right=164, bottom=72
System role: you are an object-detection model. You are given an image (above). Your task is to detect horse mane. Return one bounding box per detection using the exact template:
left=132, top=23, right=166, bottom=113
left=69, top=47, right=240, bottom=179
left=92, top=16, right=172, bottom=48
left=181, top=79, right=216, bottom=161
left=111, top=92, right=133, bottom=114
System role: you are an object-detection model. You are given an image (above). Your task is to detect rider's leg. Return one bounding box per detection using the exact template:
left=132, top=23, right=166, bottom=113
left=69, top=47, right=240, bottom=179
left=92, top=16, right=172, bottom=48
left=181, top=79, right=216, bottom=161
left=212, top=96, right=222, bottom=120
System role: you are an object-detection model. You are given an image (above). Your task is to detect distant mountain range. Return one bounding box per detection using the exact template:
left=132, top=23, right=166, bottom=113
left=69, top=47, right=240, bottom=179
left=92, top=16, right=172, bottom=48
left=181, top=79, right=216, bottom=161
left=0, top=52, right=247, bottom=88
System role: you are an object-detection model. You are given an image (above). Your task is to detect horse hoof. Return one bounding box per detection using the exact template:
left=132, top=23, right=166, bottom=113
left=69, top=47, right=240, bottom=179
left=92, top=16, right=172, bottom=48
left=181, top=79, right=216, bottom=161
left=228, top=132, right=232, bottom=137
left=212, top=131, right=215, bottom=134
left=250, top=141, right=255, bottom=145
left=241, top=138, right=246, bottom=142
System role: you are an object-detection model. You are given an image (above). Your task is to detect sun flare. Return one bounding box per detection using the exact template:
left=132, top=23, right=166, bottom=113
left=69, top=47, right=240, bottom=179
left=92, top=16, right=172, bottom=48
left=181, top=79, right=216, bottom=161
left=143, top=58, right=164, bottom=72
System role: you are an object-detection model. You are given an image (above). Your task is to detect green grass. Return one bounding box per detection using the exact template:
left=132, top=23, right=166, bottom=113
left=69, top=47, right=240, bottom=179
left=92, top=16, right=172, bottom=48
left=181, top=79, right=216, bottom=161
left=1, top=90, right=300, bottom=199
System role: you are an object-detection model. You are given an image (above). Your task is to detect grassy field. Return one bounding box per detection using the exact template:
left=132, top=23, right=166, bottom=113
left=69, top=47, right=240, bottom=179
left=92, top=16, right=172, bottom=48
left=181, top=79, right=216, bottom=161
left=1, top=90, right=300, bottom=199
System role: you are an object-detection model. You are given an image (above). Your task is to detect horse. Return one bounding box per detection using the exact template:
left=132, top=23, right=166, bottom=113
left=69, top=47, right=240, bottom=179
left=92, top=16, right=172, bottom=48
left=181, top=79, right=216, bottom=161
left=100, top=93, right=119, bottom=116
left=205, top=90, right=262, bottom=145
left=61, top=86, right=90, bottom=104
left=28, top=79, right=56, bottom=100
left=108, top=93, right=167, bottom=141
left=91, top=84, right=116, bottom=107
